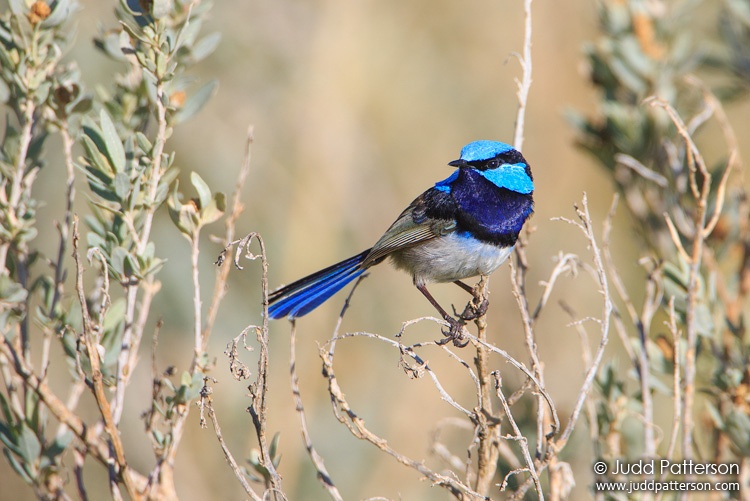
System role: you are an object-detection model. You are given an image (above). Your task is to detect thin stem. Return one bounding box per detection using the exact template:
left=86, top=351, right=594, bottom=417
left=509, top=242, right=553, bottom=459
left=3, top=102, right=36, bottom=363
left=290, top=322, right=343, bottom=500
left=472, top=276, right=502, bottom=496
left=602, top=196, right=656, bottom=458
left=72, top=219, right=142, bottom=500
left=558, top=195, right=613, bottom=446
left=494, top=372, right=544, bottom=500
left=42, top=124, right=78, bottom=380
left=48, top=125, right=77, bottom=318
left=321, top=331, right=485, bottom=500
left=647, top=98, right=710, bottom=463
left=513, top=0, right=533, bottom=151
left=191, top=234, right=203, bottom=361
left=113, top=76, right=169, bottom=425
left=6, top=102, right=35, bottom=223
left=512, top=195, right=613, bottom=500
left=241, top=233, right=283, bottom=492
left=200, top=382, right=262, bottom=501
left=203, top=126, right=254, bottom=345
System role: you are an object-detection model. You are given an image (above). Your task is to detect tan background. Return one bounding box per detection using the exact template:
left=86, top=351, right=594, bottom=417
left=2, top=0, right=749, bottom=499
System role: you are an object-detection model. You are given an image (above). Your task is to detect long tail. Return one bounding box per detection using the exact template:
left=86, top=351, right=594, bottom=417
left=268, top=249, right=372, bottom=319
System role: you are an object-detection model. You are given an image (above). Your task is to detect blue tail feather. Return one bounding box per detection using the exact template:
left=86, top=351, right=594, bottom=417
left=268, top=249, right=371, bottom=319
left=285, top=267, right=366, bottom=318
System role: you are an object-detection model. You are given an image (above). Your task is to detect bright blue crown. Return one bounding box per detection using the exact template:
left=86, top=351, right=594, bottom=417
left=459, top=140, right=514, bottom=162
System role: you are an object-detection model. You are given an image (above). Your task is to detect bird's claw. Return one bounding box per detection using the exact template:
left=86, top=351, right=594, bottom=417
left=455, top=298, right=489, bottom=321
left=437, top=317, right=470, bottom=347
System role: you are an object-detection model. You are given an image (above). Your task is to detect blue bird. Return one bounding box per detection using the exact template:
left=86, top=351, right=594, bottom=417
left=268, top=140, right=534, bottom=345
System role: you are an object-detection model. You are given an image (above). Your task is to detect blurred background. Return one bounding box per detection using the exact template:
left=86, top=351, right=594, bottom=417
left=2, top=0, right=749, bottom=499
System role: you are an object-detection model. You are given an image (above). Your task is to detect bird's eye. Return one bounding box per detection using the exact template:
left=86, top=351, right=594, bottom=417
left=487, top=159, right=499, bottom=169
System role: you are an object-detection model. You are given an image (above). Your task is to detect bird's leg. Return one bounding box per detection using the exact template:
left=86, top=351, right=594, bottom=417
left=452, top=280, right=489, bottom=320
left=453, top=280, right=474, bottom=294
left=416, top=284, right=469, bottom=347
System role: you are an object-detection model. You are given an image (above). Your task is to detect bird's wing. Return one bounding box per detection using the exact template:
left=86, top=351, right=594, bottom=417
left=362, top=190, right=457, bottom=267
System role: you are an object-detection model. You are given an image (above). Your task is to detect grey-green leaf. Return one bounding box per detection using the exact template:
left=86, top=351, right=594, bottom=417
left=190, top=172, right=211, bottom=209
left=99, top=109, right=126, bottom=173
left=17, top=423, right=41, bottom=464
left=42, top=0, right=74, bottom=28
left=190, top=32, right=221, bottom=63
left=173, top=80, right=218, bottom=124
left=152, top=0, right=173, bottom=19
left=114, top=172, right=130, bottom=201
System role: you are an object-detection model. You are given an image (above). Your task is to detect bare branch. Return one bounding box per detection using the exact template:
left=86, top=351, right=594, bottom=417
left=200, top=379, right=263, bottom=501
left=320, top=332, right=486, bottom=500
left=72, top=219, right=142, bottom=500
left=493, top=372, right=544, bottom=499
left=205, top=126, right=255, bottom=341
left=290, top=322, right=343, bottom=501
left=512, top=0, right=534, bottom=151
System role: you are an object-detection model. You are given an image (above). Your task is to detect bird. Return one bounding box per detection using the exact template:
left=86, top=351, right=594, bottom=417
left=268, top=140, right=534, bottom=345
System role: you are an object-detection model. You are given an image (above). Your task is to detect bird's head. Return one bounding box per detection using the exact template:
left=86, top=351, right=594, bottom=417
left=446, top=140, right=534, bottom=195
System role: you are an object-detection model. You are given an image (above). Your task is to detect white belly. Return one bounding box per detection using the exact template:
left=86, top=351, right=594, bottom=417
left=389, top=233, right=513, bottom=286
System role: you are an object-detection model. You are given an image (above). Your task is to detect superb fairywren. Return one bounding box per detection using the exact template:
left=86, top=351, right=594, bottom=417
left=268, top=140, right=534, bottom=345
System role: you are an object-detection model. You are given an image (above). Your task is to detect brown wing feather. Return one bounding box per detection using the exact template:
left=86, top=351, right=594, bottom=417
left=362, top=203, right=456, bottom=267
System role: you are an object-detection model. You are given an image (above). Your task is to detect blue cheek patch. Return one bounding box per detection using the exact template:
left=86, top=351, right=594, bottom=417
left=480, top=163, right=534, bottom=194
left=434, top=169, right=459, bottom=193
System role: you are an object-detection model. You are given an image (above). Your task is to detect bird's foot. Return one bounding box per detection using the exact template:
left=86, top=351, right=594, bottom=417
left=453, top=298, right=489, bottom=321
left=436, top=317, right=470, bottom=348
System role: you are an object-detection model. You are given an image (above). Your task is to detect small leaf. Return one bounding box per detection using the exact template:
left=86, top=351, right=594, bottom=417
left=99, top=109, right=126, bottom=173
left=82, top=120, right=114, bottom=175
left=102, top=298, right=126, bottom=333
left=725, top=407, right=750, bottom=456
left=3, top=449, right=33, bottom=484
left=199, top=194, right=226, bottom=226
left=17, top=423, right=41, bottom=464
left=95, top=31, right=128, bottom=62
left=114, top=172, right=130, bottom=201
left=0, top=275, right=28, bottom=304
left=269, top=433, right=281, bottom=459
left=190, top=32, right=221, bottom=63
left=135, top=132, right=152, bottom=153
left=152, top=429, right=165, bottom=447
left=70, top=96, right=93, bottom=115
left=110, top=247, right=129, bottom=277
left=0, top=392, right=13, bottom=424
left=173, top=80, right=218, bottom=124
left=129, top=176, right=142, bottom=212
left=190, top=172, right=211, bottom=209
left=152, top=0, right=173, bottom=19
left=86, top=232, right=106, bottom=250
left=45, top=431, right=73, bottom=459
left=705, top=402, right=724, bottom=428
left=0, top=79, right=9, bottom=104
left=8, top=0, right=24, bottom=16
left=42, top=0, right=74, bottom=28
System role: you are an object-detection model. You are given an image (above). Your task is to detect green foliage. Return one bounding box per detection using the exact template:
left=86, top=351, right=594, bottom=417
left=710, top=0, right=750, bottom=98
left=0, top=0, right=224, bottom=497
left=245, top=433, right=282, bottom=485
left=81, top=106, right=176, bottom=283
left=168, top=172, right=226, bottom=240
left=573, top=0, right=750, bottom=481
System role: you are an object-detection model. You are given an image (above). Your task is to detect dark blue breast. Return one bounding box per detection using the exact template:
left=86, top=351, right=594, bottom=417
left=451, top=169, right=534, bottom=246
